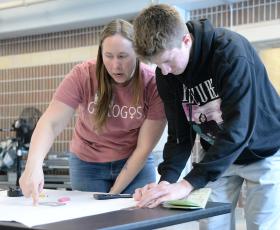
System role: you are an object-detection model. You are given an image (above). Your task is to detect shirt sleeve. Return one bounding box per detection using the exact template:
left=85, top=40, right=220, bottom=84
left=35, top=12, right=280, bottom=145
left=156, top=73, right=194, bottom=183
left=53, top=65, right=85, bottom=109
left=184, top=57, right=258, bottom=189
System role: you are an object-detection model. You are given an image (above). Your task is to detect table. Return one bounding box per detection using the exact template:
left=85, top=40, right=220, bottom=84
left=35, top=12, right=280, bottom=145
left=0, top=202, right=231, bottom=230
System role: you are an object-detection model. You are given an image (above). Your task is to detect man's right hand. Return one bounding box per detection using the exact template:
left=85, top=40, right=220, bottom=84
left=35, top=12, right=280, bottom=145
left=19, top=166, right=44, bottom=206
left=133, top=180, right=194, bottom=208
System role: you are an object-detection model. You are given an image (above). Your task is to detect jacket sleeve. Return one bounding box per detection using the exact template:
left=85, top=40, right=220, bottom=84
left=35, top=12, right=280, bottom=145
left=156, top=74, right=196, bottom=183
left=184, top=57, right=258, bottom=188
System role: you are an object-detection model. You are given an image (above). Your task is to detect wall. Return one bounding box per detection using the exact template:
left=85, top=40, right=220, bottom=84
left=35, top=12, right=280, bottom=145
left=0, top=26, right=103, bottom=153
left=259, top=47, right=280, bottom=94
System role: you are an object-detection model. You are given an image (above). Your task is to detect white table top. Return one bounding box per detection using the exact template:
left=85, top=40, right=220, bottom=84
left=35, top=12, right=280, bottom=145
left=0, top=189, right=136, bottom=227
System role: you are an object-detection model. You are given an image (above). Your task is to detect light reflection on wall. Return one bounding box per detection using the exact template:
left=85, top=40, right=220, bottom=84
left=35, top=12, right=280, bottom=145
left=260, top=47, right=280, bottom=94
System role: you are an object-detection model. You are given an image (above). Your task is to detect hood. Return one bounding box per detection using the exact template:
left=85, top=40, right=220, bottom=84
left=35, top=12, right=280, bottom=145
left=183, top=19, right=216, bottom=84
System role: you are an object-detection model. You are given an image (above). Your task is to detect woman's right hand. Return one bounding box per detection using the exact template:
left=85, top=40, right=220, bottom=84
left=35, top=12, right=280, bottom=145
left=18, top=100, right=75, bottom=206
left=19, top=166, right=44, bottom=205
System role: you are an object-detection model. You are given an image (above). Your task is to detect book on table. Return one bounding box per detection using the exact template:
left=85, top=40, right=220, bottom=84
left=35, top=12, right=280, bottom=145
left=162, top=188, right=212, bottom=210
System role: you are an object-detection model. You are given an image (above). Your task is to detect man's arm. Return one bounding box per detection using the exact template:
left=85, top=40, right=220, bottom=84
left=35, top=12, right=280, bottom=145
left=185, top=57, right=258, bottom=188
left=156, top=73, right=194, bottom=183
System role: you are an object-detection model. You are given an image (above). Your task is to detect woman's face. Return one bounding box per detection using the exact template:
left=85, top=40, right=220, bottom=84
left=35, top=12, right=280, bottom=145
left=102, top=34, right=137, bottom=85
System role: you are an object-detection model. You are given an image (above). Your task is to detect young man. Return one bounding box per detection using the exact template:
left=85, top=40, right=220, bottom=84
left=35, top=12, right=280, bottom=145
left=133, top=4, right=280, bottom=230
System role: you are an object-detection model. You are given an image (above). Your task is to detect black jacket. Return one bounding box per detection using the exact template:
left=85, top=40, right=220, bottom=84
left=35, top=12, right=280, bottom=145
left=156, top=19, right=280, bottom=189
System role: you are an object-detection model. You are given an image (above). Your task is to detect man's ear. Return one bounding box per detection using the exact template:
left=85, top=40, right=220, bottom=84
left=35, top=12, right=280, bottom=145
left=182, top=34, right=192, bottom=46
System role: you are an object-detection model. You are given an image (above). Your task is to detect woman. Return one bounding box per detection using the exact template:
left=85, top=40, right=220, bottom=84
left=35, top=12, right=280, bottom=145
left=19, top=19, right=166, bottom=205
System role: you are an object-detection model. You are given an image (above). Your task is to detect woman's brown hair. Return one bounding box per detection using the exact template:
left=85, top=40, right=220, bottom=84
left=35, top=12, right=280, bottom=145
left=93, top=19, right=141, bottom=131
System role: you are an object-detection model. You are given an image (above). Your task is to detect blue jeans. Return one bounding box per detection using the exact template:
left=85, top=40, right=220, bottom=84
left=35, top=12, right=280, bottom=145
left=69, top=153, right=156, bottom=194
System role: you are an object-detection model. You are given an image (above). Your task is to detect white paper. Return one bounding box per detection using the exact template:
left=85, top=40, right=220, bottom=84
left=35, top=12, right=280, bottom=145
left=0, top=189, right=136, bottom=227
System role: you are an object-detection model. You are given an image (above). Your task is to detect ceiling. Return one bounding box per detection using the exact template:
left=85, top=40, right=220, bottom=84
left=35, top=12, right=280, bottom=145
left=0, top=0, right=243, bottom=39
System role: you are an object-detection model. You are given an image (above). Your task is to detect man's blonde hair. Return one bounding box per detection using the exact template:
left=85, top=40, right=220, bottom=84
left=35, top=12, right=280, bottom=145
left=133, top=4, right=189, bottom=61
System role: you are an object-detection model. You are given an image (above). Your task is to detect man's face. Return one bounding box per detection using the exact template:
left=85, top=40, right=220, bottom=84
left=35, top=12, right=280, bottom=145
left=151, top=35, right=192, bottom=76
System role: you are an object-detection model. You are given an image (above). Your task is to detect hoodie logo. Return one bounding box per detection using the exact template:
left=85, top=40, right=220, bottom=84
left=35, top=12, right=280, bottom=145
left=181, top=78, right=223, bottom=144
left=182, top=78, right=218, bottom=105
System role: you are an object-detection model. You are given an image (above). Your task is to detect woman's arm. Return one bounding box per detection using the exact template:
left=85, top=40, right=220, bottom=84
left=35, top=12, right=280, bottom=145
left=19, top=100, right=75, bottom=204
left=109, top=119, right=166, bottom=194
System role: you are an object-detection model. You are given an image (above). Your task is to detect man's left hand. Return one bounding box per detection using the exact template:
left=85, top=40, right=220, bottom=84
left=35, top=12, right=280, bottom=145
left=133, top=180, right=194, bottom=208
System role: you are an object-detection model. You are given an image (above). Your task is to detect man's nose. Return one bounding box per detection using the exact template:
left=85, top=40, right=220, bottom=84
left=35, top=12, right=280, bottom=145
left=160, top=65, right=171, bottom=75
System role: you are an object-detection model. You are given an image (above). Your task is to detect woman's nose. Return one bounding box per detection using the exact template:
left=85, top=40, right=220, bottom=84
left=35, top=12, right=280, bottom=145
left=112, top=58, right=121, bottom=69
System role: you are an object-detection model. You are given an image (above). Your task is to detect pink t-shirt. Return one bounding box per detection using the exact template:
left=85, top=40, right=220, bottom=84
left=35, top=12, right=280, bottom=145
left=53, top=60, right=165, bottom=162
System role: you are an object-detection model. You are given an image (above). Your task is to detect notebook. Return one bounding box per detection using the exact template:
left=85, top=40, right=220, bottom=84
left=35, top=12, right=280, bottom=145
left=162, top=188, right=212, bottom=210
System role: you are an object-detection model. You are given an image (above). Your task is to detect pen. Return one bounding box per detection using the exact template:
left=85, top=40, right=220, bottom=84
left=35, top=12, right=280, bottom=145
left=93, top=193, right=132, bottom=200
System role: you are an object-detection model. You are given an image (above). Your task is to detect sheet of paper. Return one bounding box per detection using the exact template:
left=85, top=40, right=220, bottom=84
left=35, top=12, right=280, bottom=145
left=0, top=189, right=136, bottom=227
